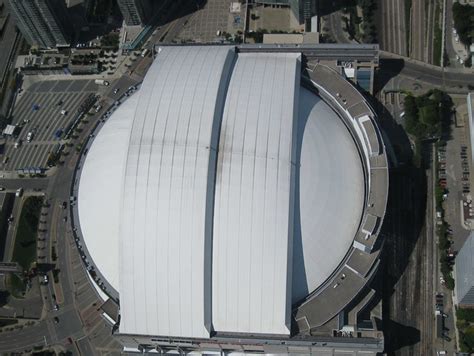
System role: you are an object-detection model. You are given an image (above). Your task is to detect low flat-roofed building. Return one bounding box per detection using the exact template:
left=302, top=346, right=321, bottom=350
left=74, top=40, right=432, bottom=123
left=456, top=233, right=474, bottom=307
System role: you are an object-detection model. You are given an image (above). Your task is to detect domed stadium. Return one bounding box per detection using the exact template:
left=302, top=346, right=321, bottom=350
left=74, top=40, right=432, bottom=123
left=71, top=45, right=388, bottom=354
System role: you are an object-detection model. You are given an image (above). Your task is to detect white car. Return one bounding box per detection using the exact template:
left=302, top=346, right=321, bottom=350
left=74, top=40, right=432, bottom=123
left=452, top=28, right=457, bottom=35
left=60, top=109, right=67, bottom=115
left=26, top=132, right=33, bottom=142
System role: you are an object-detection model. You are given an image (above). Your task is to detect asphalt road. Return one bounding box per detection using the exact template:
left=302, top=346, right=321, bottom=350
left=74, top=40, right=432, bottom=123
left=0, top=320, right=52, bottom=352
left=0, top=79, right=131, bottom=354
left=0, top=178, right=49, bottom=191
left=326, top=12, right=353, bottom=44
left=380, top=51, right=474, bottom=90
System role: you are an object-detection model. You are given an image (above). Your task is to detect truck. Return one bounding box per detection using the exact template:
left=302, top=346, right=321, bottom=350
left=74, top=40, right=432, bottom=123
left=94, top=79, right=110, bottom=86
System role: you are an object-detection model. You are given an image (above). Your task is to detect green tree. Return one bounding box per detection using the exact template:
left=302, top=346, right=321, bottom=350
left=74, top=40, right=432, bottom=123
left=457, top=308, right=474, bottom=322
left=452, top=2, right=474, bottom=46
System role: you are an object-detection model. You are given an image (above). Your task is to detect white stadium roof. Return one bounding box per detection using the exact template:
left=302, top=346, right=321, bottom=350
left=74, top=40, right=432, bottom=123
left=77, top=46, right=367, bottom=339
left=213, top=53, right=300, bottom=335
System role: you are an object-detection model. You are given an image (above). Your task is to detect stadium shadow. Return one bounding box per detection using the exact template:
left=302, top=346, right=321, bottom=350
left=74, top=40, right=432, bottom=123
left=366, top=78, right=428, bottom=354
left=384, top=319, right=421, bottom=351
left=316, top=0, right=358, bottom=17
left=374, top=58, right=405, bottom=96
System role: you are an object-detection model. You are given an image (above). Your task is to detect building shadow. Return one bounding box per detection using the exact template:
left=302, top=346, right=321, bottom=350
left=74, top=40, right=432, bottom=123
left=365, top=84, right=428, bottom=354
left=383, top=319, right=421, bottom=352
left=316, top=0, right=358, bottom=17
left=374, top=59, right=405, bottom=96
left=153, top=0, right=208, bottom=29
left=0, top=290, right=10, bottom=307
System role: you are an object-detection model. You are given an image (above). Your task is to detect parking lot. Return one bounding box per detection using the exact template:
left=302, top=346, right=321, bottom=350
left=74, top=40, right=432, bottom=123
left=177, top=0, right=244, bottom=42
left=443, top=111, right=472, bottom=252
left=1, top=80, right=98, bottom=172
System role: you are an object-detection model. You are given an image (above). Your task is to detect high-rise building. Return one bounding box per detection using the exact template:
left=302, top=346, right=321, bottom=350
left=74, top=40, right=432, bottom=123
left=289, top=0, right=316, bottom=24
left=456, top=233, right=474, bottom=307
left=117, top=0, right=152, bottom=26
left=9, top=0, right=70, bottom=48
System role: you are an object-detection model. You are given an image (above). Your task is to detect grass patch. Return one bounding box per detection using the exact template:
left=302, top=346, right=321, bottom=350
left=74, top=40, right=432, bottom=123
left=12, top=196, right=43, bottom=270
left=460, top=326, right=474, bottom=353
left=6, top=274, right=26, bottom=298
left=458, top=308, right=474, bottom=322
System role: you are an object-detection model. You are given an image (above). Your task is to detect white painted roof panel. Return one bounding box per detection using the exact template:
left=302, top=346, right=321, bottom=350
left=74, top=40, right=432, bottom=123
left=292, top=88, right=365, bottom=301
left=212, top=53, right=300, bottom=335
left=77, top=94, right=137, bottom=292
left=118, top=46, right=235, bottom=338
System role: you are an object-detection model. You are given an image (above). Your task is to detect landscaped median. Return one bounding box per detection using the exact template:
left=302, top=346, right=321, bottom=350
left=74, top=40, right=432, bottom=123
left=6, top=196, right=43, bottom=297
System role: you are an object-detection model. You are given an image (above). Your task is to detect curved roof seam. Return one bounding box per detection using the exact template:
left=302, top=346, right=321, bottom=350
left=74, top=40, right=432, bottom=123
left=222, top=56, right=248, bottom=327
left=125, top=48, right=176, bottom=332
left=171, top=47, right=210, bottom=336
left=148, top=52, right=178, bottom=334
left=142, top=47, right=186, bottom=334
left=236, top=53, right=261, bottom=330
left=148, top=47, right=190, bottom=334
left=251, top=55, right=274, bottom=332
left=186, top=48, right=219, bottom=335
